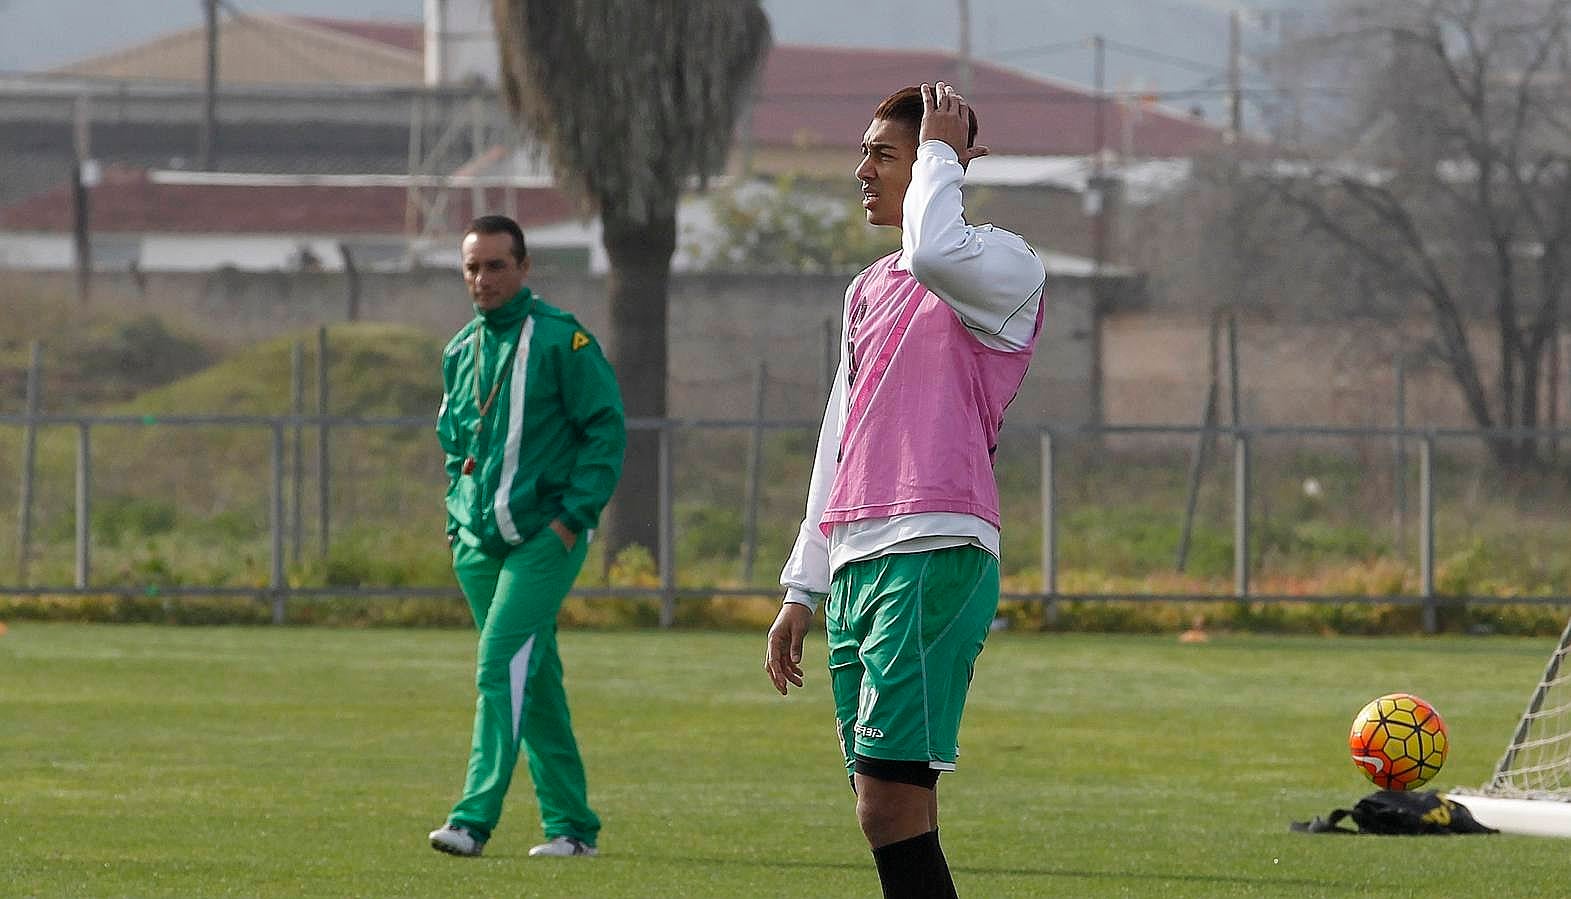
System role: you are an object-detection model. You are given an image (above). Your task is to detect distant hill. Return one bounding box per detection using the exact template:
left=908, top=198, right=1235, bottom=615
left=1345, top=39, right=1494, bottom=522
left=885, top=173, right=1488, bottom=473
left=115, top=323, right=442, bottom=420
left=0, top=293, right=439, bottom=418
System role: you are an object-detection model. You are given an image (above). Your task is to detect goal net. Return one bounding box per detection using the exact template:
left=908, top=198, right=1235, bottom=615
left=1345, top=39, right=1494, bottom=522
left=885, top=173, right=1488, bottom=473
left=1447, top=615, right=1571, bottom=836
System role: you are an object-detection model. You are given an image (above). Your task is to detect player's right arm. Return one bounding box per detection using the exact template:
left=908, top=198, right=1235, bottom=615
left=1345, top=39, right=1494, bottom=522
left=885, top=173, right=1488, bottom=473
left=766, top=281, right=855, bottom=695
left=776, top=375, right=842, bottom=609
left=777, top=281, right=854, bottom=609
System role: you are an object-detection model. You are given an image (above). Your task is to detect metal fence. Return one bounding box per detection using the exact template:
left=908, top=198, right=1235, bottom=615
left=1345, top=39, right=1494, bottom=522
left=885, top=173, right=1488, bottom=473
left=1038, top=423, right=1571, bottom=630
left=7, top=403, right=1571, bottom=629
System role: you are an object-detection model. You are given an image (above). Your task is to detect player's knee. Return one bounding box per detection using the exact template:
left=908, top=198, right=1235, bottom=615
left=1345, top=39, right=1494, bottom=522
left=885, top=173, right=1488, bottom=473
left=853, top=757, right=939, bottom=840
left=855, top=791, right=895, bottom=838
left=474, top=656, right=516, bottom=693
left=855, top=786, right=930, bottom=843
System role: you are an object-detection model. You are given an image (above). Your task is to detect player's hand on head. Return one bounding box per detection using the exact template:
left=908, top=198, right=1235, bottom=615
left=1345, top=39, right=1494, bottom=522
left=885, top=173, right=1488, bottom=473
left=962, top=143, right=990, bottom=168
left=764, top=601, right=812, bottom=696
left=919, top=81, right=989, bottom=168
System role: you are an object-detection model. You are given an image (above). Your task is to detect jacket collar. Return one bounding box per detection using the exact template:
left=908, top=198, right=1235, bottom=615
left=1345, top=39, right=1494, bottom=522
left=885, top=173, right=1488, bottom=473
left=476, top=287, right=535, bottom=330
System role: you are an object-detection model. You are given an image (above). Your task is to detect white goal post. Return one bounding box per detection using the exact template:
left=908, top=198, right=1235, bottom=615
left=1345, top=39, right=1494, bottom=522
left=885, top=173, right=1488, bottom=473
left=1447, top=615, right=1571, bottom=837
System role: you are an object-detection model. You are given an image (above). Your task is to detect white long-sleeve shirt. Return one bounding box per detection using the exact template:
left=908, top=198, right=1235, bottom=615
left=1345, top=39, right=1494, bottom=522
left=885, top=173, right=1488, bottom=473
left=779, top=140, right=1047, bottom=610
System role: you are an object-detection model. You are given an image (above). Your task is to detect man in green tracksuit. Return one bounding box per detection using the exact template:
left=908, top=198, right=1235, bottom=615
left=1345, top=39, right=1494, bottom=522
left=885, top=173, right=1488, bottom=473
left=428, top=215, right=625, bottom=859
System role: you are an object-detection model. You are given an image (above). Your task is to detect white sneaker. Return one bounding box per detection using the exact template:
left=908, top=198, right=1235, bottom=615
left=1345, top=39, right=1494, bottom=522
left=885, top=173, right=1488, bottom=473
left=527, top=836, right=597, bottom=857
left=429, top=824, right=485, bottom=857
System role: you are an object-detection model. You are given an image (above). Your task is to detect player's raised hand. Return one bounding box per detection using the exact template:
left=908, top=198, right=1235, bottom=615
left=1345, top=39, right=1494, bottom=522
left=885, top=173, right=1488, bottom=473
left=920, top=81, right=990, bottom=168
left=764, top=601, right=813, bottom=695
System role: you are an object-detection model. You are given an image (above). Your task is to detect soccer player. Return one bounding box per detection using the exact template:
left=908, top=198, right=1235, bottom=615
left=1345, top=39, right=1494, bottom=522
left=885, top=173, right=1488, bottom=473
left=429, top=215, right=626, bottom=859
left=764, top=83, right=1045, bottom=897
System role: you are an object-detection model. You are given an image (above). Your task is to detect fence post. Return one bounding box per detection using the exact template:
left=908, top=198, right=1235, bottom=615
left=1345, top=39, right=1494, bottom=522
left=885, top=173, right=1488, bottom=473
left=1177, top=315, right=1221, bottom=572
left=317, top=326, right=331, bottom=557
left=1420, top=434, right=1436, bottom=634
left=1233, top=432, right=1250, bottom=599
left=291, top=341, right=304, bottom=564
left=339, top=244, right=361, bottom=322
left=271, top=420, right=287, bottom=625
left=740, top=361, right=767, bottom=583
left=1226, top=313, right=1241, bottom=427
left=75, top=422, right=91, bottom=589
left=658, top=423, right=676, bottom=628
left=1176, top=384, right=1219, bottom=571
left=1039, top=430, right=1059, bottom=628
left=1394, top=357, right=1407, bottom=558
left=16, top=341, right=40, bottom=585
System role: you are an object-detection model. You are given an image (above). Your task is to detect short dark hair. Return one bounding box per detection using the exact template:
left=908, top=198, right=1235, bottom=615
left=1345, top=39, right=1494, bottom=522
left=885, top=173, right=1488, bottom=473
left=873, top=85, right=978, bottom=148
left=464, top=215, right=528, bottom=262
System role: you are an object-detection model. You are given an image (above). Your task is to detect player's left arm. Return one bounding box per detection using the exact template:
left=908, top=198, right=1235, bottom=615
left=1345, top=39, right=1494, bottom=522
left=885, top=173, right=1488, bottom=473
left=556, top=329, right=627, bottom=538
left=904, top=83, right=1046, bottom=351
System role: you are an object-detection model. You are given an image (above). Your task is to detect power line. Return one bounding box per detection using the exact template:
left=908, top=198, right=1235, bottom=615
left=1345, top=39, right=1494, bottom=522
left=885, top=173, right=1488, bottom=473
left=1102, top=37, right=1227, bottom=77
left=782, top=33, right=1240, bottom=103
left=988, top=34, right=1230, bottom=79
left=989, top=39, right=1092, bottom=62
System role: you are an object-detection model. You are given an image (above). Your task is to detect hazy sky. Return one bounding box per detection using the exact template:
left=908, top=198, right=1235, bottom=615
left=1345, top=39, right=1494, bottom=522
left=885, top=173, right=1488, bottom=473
left=1, top=0, right=1319, bottom=106
left=0, top=0, right=423, bottom=73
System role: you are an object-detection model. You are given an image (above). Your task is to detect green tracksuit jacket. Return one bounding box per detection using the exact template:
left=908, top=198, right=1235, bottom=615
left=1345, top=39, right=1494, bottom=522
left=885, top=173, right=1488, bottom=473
left=437, top=288, right=625, bottom=557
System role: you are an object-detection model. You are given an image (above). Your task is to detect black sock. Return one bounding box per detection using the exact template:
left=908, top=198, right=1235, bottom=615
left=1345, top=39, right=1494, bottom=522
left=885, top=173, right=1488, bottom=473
left=871, top=829, right=958, bottom=899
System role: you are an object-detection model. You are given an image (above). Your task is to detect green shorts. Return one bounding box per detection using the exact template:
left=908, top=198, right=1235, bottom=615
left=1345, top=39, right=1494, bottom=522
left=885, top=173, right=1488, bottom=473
left=826, top=544, right=1000, bottom=773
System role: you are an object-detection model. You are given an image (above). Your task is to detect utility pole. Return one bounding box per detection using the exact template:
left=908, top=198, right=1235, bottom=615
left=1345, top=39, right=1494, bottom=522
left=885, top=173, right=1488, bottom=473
left=1088, top=33, right=1108, bottom=428
left=1224, top=9, right=1246, bottom=445
left=1090, top=34, right=1107, bottom=268
left=956, top=0, right=973, bottom=94
left=1227, top=9, right=1243, bottom=140
left=424, top=0, right=448, bottom=86
left=71, top=96, right=92, bottom=306
left=200, top=0, right=219, bottom=169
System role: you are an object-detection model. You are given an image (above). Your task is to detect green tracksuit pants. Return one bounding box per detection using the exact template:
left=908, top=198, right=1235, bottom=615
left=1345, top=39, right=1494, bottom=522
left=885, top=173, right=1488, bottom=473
left=447, top=528, right=600, bottom=845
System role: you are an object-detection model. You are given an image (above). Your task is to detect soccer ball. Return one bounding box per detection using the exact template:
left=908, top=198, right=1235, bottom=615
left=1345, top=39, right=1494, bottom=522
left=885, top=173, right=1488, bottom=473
left=1348, top=692, right=1448, bottom=790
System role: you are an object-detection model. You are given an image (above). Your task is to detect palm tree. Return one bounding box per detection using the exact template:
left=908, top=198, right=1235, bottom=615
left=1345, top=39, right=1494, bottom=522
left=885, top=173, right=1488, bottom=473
left=493, top=1, right=772, bottom=557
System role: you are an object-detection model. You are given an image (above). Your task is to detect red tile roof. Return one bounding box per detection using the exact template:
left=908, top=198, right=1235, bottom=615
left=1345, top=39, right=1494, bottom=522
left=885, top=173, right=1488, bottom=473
left=751, top=45, right=1229, bottom=159
left=270, top=20, right=1230, bottom=159
left=0, top=166, right=577, bottom=236
left=292, top=17, right=424, bottom=55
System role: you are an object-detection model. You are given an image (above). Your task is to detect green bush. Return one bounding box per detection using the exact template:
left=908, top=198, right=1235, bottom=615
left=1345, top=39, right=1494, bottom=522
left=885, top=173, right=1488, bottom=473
left=1437, top=538, right=1493, bottom=596
left=678, top=504, right=746, bottom=560
left=606, top=543, right=659, bottom=587
left=1061, top=506, right=1234, bottom=578
left=94, top=496, right=179, bottom=547
left=204, top=509, right=265, bottom=541
left=1257, top=519, right=1384, bottom=563
left=298, top=529, right=453, bottom=589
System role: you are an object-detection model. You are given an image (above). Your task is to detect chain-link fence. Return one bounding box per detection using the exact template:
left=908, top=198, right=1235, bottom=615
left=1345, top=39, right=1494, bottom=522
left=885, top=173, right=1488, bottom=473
left=6, top=402, right=1571, bottom=629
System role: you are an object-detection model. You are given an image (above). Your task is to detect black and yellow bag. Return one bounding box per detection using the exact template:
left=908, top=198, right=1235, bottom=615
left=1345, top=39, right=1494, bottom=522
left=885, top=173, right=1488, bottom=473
left=1291, top=790, right=1497, bottom=835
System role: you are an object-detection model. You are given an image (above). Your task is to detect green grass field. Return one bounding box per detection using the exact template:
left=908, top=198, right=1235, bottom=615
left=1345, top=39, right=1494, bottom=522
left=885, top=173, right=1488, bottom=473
left=3, top=623, right=1570, bottom=897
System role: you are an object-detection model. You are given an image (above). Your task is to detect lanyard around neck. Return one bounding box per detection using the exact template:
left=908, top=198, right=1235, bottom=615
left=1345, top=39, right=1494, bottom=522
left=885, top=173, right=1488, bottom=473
left=470, top=322, right=522, bottom=437
left=461, top=316, right=527, bottom=476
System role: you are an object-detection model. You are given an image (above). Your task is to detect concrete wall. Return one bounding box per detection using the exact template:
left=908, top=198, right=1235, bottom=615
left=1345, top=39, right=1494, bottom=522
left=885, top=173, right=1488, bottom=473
left=13, top=266, right=1556, bottom=431
left=2, top=268, right=1100, bottom=425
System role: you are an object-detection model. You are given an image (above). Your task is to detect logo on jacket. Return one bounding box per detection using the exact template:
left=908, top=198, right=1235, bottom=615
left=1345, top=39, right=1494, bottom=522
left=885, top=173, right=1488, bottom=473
left=571, top=331, right=591, bottom=351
